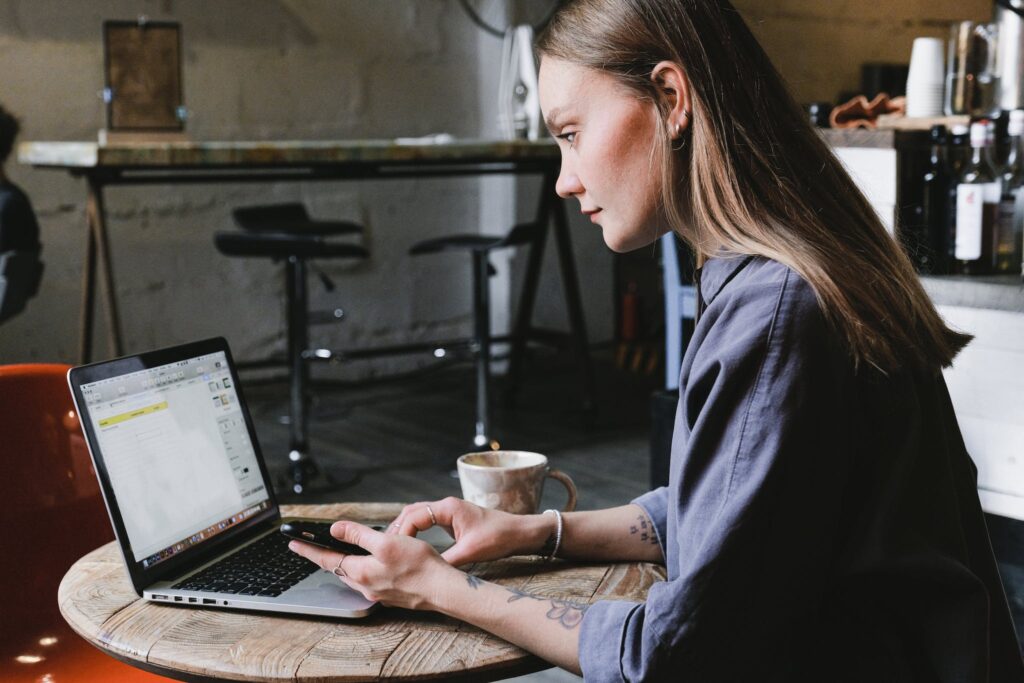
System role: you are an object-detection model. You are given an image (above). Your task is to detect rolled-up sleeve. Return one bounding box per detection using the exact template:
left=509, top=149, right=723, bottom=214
left=631, top=487, right=668, bottom=557
left=579, top=600, right=646, bottom=682
left=578, top=264, right=850, bottom=682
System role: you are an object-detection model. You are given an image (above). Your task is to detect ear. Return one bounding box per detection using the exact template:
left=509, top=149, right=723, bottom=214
left=650, top=61, right=692, bottom=139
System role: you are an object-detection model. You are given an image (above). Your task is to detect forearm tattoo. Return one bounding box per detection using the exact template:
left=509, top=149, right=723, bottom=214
left=629, top=512, right=659, bottom=546
left=505, top=587, right=589, bottom=629
left=465, top=572, right=482, bottom=589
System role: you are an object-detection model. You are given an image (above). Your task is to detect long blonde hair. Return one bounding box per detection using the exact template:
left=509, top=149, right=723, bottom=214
left=537, top=0, right=970, bottom=373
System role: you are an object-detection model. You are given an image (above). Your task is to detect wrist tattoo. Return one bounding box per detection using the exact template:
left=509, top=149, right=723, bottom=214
left=629, top=513, right=659, bottom=546
left=505, top=587, right=589, bottom=629
left=465, top=573, right=482, bottom=589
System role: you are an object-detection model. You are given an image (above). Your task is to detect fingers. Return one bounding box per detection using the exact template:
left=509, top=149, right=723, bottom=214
left=386, top=503, right=423, bottom=535
left=398, top=506, right=436, bottom=537
left=288, top=538, right=365, bottom=586
left=288, top=539, right=341, bottom=573
left=329, top=520, right=386, bottom=555
left=388, top=498, right=460, bottom=537
left=440, top=543, right=472, bottom=567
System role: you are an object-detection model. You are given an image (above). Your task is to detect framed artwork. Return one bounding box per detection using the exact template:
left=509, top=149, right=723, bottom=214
left=103, top=20, right=184, bottom=131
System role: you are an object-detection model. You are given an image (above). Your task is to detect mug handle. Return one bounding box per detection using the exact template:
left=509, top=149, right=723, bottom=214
left=546, top=469, right=577, bottom=512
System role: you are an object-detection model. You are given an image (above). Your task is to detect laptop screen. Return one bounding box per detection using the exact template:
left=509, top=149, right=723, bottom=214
left=78, top=349, right=271, bottom=570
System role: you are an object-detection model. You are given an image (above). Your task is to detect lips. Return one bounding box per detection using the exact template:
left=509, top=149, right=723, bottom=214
left=582, top=209, right=602, bottom=223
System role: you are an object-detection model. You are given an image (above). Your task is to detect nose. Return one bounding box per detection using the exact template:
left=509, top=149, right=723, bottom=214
left=554, top=160, right=584, bottom=199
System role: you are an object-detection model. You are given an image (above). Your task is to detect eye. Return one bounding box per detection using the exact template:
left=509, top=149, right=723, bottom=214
left=557, top=131, right=577, bottom=149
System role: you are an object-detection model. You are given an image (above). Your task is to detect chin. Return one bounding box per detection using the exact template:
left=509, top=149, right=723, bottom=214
left=602, top=228, right=659, bottom=254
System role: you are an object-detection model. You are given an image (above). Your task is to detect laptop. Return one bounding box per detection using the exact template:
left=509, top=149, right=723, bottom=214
left=67, top=337, right=377, bottom=618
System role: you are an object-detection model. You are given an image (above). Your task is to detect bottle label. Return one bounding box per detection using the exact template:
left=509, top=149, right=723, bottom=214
left=984, top=181, right=1002, bottom=204
left=956, top=184, right=984, bottom=260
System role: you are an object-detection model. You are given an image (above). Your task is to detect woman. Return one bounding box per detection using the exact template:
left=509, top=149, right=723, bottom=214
left=290, top=1, right=1024, bottom=679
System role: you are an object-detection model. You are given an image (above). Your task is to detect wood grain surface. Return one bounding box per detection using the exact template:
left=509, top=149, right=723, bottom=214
left=58, top=503, right=665, bottom=682
left=18, top=139, right=559, bottom=170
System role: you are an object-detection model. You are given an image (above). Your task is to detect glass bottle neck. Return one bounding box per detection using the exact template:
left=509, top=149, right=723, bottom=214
left=1007, top=134, right=1022, bottom=169
left=971, top=145, right=988, bottom=166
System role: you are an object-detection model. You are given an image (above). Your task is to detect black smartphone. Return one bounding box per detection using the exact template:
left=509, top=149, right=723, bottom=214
left=280, top=521, right=371, bottom=555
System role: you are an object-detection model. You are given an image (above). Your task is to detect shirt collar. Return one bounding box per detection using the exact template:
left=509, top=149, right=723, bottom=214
left=697, top=253, right=755, bottom=308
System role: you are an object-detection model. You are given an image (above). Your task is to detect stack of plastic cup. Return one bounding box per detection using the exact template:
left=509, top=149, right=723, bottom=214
left=906, top=37, right=946, bottom=117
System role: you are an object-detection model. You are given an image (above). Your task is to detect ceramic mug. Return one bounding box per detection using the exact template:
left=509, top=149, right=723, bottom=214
left=456, top=450, right=577, bottom=514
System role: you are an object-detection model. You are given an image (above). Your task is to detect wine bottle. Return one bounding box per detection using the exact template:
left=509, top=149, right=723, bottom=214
left=996, top=110, right=1024, bottom=273
left=953, top=121, right=998, bottom=275
left=920, top=125, right=950, bottom=274
left=945, top=124, right=971, bottom=269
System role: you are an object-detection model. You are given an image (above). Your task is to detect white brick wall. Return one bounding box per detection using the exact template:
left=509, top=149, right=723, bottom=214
left=0, top=1, right=613, bottom=369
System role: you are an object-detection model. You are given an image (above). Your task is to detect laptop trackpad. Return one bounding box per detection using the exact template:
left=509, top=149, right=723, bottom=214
left=417, top=525, right=455, bottom=553
left=285, top=571, right=377, bottom=612
left=366, top=522, right=454, bottom=553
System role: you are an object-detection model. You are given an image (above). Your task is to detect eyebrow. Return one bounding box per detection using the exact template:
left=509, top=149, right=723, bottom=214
left=544, top=106, right=568, bottom=134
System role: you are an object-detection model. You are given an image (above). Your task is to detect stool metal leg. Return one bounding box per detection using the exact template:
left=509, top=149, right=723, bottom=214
left=281, top=256, right=359, bottom=495
left=285, top=256, right=313, bottom=492
left=471, top=252, right=493, bottom=449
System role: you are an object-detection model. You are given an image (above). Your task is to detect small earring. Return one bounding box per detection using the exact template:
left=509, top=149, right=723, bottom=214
left=682, top=109, right=691, bottom=119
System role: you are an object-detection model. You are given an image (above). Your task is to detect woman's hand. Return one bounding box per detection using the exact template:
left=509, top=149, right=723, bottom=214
left=386, top=497, right=551, bottom=566
left=289, top=516, right=584, bottom=675
left=287, top=520, right=459, bottom=610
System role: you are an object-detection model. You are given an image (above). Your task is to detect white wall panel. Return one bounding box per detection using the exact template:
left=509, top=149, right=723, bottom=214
left=939, top=305, right=1024, bottom=519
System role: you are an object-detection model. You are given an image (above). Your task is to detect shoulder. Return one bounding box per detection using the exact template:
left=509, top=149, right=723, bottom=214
left=0, top=182, right=30, bottom=211
left=701, top=255, right=824, bottom=338
left=688, top=255, right=849, bottom=385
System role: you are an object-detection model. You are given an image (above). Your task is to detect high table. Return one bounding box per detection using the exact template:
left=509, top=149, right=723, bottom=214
left=17, top=139, right=593, bottom=408
left=58, top=503, right=666, bottom=682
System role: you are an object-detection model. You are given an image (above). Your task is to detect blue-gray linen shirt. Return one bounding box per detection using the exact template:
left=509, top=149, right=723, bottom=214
left=579, top=255, right=1023, bottom=682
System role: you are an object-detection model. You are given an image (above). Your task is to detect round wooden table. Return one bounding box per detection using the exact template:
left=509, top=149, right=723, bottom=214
left=58, top=503, right=666, bottom=682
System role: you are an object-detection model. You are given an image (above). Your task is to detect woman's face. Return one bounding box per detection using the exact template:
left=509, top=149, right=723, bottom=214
left=538, top=57, right=668, bottom=253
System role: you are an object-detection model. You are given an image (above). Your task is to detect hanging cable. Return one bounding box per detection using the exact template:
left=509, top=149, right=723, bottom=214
left=458, top=0, right=563, bottom=38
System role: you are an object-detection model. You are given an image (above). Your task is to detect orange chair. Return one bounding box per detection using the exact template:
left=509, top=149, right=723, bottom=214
left=0, top=364, right=170, bottom=681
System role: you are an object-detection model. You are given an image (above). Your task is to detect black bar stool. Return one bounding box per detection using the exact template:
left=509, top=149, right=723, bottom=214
left=215, top=203, right=368, bottom=495
left=409, top=222, right=540, bottom=449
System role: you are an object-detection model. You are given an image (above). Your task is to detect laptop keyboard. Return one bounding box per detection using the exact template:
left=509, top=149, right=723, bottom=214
left=172, top=528, right=319, bottom=597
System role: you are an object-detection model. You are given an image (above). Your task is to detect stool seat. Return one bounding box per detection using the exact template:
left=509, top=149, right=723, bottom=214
left=233, top=203, right=363, bottom=237
left=214, top=232, right=369, bottom=260
left=409, top=222, right=540, bottom=256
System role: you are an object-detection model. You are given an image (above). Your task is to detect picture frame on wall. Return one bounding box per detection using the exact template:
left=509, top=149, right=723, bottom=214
left=103, top=20, right=184, bottom=132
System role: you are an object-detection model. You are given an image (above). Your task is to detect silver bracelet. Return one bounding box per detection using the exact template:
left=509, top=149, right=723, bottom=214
left=542, top=509, right=563, bottom=561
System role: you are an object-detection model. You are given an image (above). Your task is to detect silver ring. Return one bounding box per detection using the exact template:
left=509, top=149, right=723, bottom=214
left=425, top=504, right=437, bottom=526
left=332, top=555, right=348, bottom=577
left=392, top=523, right=400, bottom=529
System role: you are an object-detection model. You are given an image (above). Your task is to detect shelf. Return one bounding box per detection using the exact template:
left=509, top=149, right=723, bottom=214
left=921, top=274, right=1024, bottom=314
